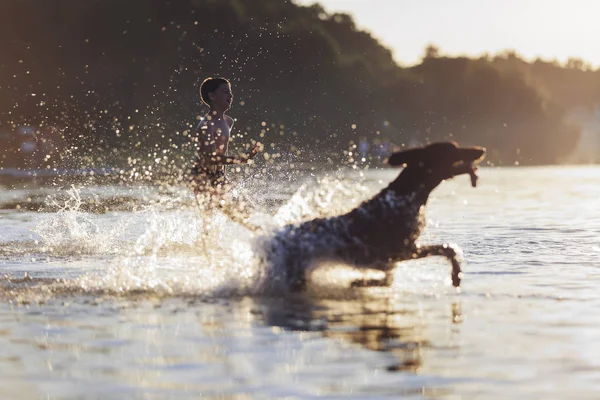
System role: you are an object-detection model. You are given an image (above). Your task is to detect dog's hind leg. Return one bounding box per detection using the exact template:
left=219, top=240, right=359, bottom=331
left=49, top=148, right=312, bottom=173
left=286, top=258, right=308, bottom=292
left=411, top=245, right=462, bottom=287
left=288, top=273, right=307, bottom=292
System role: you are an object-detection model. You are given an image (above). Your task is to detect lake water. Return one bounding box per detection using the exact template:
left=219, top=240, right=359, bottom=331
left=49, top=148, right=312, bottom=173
left=1, top=166, right=599, bottom=399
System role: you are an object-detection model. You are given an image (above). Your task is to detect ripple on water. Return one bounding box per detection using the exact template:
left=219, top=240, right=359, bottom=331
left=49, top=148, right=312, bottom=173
left=1, top=167, right=600, bottom=398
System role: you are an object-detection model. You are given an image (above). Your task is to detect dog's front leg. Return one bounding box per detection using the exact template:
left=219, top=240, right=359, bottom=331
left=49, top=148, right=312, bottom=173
left=413, top=245, right=462, bottom=287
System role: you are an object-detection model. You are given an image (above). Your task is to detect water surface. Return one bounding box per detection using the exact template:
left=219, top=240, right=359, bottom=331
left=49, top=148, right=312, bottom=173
left=1, top=166, right=599, bottom=399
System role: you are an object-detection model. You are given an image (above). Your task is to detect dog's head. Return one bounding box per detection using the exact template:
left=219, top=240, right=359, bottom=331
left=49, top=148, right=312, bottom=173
left=387, top=141, right=486, bottom=187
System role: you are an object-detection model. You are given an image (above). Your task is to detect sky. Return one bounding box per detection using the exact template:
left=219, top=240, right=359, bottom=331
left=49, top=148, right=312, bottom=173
left=294, top=0, right=600, bottom=67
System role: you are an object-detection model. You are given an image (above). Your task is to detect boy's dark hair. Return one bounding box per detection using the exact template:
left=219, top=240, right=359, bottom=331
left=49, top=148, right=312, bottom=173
left=200, top=77, right=230, bottom=106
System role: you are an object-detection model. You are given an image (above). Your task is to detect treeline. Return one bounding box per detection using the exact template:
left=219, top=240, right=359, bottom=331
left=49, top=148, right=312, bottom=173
left=0, top=0, right=598, bottom=168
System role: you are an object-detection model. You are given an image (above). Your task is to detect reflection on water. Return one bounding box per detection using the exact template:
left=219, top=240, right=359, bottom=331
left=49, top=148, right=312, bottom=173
left=257, top=293, right=439, bottom=372
left=0, top=291, right=464, bottom=399
left=1, top=166, right=600, bottom=398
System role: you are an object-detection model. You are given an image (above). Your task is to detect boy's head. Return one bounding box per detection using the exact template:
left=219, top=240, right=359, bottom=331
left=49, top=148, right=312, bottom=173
left=200, top=77, right=232, bottom=111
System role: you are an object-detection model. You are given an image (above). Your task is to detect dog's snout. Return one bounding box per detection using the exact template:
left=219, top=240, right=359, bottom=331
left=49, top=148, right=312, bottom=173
left=462, top=146, right=486, bottom=163
left=476, top=147, right=486, bottom=160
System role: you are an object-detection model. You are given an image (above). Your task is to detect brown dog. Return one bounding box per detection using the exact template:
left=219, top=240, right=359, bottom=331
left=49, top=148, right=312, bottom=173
left=265, top=141, right=486, bottom=291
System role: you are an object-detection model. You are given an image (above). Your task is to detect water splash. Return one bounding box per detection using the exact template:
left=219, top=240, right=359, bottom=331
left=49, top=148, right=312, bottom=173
left=33, top=186, right=130, bottom=256
left=274, top=173, right=371, bottom=225
left=26, top=171, right=394, bottom=299
left=75, top=208, right=263, bottom=297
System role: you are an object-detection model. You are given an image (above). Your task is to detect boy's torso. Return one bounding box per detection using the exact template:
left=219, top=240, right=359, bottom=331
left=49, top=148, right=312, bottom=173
left=210, top=117, right=230, bottom=155
left=192, top=114, right=233, bottom=186
left=198, top=114, right=232, bottom=155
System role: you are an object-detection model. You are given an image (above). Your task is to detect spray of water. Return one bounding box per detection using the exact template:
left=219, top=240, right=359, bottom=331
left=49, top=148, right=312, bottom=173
left=33, top=185, right=130, bottom=256
left=13, top=162, right=436, bottom=303
left=36, top=173, right=358, bottom=294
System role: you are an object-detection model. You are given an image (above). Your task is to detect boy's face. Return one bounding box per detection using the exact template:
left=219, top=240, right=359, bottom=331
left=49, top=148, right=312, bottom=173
left=209, top=83, right=233, bottom=111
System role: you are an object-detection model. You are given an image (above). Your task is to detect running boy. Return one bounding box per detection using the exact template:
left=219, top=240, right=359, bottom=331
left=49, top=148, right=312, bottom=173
left=190, top=77, right=260, bottom=195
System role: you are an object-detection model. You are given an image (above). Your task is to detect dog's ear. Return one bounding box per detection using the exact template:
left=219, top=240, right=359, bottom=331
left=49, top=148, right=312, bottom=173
left=387, top=148, right=424, bottom=167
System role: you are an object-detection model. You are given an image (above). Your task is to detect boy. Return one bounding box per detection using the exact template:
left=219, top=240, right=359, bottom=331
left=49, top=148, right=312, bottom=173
left=190, top=77, right=260, bottom=194
left=190, top=77, right=261, bottom=224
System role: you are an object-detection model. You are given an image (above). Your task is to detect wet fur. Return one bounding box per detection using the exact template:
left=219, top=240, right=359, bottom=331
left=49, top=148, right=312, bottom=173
left=267, top=141, right=485, bottom=291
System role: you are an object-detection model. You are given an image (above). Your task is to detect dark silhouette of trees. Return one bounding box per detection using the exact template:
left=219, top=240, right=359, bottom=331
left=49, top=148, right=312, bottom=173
left=0, top=0, right=595, bottom=168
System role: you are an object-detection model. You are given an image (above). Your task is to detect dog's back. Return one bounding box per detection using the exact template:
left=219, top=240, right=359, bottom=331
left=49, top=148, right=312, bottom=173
left=343, top=190, right=426, bottom=263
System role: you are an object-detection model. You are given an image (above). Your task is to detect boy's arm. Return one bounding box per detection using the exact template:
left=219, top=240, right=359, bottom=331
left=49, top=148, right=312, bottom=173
left=202, top=145, right=261, bottom=166
left=194, top=117, right=261, bottom=166
left=197, top=125, right=261, bottom=166
left=190, top=118, right=210, bottom=155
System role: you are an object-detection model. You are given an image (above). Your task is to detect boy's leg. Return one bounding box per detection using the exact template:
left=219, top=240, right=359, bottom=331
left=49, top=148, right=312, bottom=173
left=216, top=186, right=258, bottom=231
left=190, top=171, right=259, bottom=231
